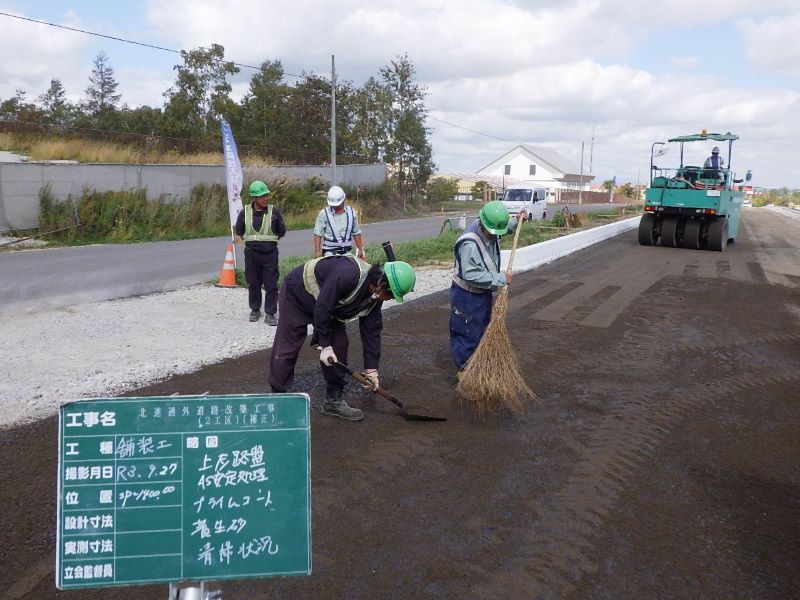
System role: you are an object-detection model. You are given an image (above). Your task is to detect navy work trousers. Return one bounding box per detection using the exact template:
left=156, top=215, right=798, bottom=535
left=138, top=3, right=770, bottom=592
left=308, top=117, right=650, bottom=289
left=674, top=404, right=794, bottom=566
left=268, top=272, right=349, bottom=392
left=244, top=243, right=279, bottom=315
left=449, top=283, right=493, bottom=370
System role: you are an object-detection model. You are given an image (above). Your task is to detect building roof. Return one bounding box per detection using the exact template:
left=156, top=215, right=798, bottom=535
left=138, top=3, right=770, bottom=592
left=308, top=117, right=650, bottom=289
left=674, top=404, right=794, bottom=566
left=478, top=144, right=590, bottom=178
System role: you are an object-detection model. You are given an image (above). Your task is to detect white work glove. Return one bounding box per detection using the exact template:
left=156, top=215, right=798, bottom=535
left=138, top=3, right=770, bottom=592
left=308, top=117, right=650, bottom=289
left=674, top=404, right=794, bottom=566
left=319, top=346, right=337, bottom=366
left=360, top=369, right=379, bottom=391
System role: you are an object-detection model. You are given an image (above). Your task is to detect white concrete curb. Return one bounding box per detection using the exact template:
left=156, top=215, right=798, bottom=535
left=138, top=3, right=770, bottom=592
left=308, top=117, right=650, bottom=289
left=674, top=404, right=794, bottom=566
left=500, top=216, right=642, bottom=273
left=767, top=205, right=800, bottom=221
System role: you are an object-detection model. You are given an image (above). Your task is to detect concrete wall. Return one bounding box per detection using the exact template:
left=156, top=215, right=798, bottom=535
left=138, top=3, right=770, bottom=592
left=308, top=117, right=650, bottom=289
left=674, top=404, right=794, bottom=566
left=0, top=162, right=386, bottom=230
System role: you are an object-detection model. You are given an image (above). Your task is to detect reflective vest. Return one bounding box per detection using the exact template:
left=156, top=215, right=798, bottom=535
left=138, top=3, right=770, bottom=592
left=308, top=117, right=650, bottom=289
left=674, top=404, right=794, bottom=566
left=243, top=204, right=278, bottom=242
left=451, top=220, right=499, bottom=294
left=302, top=255, right=377, bottom=320
left=321, top=206, right=356, bottom=250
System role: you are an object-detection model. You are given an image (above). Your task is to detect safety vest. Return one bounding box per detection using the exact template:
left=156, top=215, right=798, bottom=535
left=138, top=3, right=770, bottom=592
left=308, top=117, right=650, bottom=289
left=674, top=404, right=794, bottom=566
left=302, top=254, right=378, bottom=320
left=243, top=204, right=278, bottom=242
left=451, top=220, right=499, bottom=294
left=321, top=206, right=356, bottom=250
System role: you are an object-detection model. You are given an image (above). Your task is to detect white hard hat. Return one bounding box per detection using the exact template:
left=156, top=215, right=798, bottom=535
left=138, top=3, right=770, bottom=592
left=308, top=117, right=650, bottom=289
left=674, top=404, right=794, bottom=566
left=327, top=185, right=346, bottom=207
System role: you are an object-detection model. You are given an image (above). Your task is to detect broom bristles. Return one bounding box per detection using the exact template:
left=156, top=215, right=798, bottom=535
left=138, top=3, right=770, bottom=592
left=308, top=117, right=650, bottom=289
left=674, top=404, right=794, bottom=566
left=456, top=286, right=536, bottom=417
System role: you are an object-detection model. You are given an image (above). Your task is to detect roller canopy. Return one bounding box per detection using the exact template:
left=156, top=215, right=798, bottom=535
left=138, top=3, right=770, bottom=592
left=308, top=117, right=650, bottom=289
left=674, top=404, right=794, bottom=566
left=668, top=132, right=739, bottom=142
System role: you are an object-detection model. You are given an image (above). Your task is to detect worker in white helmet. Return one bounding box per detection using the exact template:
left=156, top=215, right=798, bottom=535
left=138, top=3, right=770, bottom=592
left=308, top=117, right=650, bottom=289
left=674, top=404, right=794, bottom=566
left=313, top=185, right=365, bottom=259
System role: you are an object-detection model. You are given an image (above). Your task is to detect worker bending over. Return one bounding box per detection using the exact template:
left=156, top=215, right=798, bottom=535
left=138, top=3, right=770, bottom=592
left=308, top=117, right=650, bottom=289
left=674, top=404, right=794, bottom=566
left=268, top=255, right=416, bottom=421
left=450, top=201, right=527, bottom=370
left=314, top=185, right=366, bottom=258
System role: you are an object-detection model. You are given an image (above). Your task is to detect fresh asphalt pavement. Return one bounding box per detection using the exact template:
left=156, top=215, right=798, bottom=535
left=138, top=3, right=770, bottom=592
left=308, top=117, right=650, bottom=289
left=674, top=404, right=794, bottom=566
left=0, top=204, right=622, bottom=315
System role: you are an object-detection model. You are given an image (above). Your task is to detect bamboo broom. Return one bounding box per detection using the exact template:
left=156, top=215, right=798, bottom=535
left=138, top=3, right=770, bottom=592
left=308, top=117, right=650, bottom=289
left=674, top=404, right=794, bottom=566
left=456, top=216, right=536, bottom=417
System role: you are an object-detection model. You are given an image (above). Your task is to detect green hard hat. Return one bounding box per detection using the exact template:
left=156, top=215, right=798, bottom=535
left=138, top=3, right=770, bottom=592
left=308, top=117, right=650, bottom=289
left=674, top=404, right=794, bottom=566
left=383, top=261, right=416, bottom=303
left=249, top=180, right=270, bottom=197
left=479, top=200, right=510, bottom=235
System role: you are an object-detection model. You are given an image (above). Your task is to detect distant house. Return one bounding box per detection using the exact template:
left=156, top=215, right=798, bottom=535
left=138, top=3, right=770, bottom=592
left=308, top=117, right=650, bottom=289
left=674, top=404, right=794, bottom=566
left=476, top=145, right=594, bottom=200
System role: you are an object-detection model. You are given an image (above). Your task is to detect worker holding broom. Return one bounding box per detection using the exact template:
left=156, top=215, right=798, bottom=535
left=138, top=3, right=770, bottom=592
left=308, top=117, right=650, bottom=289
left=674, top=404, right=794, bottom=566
left=450, top=201, right=527, bottom=370
left=268, top=254, right=416, bottom=421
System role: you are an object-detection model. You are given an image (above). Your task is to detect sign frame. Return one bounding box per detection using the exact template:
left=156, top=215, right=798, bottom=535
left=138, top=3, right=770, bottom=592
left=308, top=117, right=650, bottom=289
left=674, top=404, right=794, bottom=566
left=56, top=393, right=311, bottom=590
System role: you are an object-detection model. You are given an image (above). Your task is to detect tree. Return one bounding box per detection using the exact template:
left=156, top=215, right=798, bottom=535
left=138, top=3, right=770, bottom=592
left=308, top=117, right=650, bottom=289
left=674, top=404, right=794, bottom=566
left=83, top=52, right=121, bottom=128
left=347, top=76, right=392, bottom=163
left=0, top=89, right=43, bottom=122
left=162, top=44, right=240, bottom=140
left=119, top=105, right=163, bottom=136
left=239, top=60, right=288, bottom=151
left=470, top=180, right=492, bottom=201
left=601, top=179, right=615, bottom=192
left=281, top=73, right=333, bottom=164
left=619, top=183, right=637, bottom=198
left=426, top=177, right=459, bottom=207
left=38, top=79, right=72, bottom=126
left=380, top=54, right=435, bottom=209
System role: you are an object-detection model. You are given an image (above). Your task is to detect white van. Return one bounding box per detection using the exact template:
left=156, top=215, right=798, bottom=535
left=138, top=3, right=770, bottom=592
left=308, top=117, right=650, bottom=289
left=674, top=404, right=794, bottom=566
left=499, top=184, right=547, bottom=221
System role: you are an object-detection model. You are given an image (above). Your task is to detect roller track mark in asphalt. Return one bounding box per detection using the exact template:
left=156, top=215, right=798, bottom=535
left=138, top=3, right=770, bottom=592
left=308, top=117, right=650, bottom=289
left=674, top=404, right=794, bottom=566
left=473, top=369, right=800, bottom=599
left=747, top=261, right=770, bottom=284
left=520, top=281, right=586, bottom=312
left=756, top=250, right=800, bottom=287
left=311, top=427, right=451, bottom=517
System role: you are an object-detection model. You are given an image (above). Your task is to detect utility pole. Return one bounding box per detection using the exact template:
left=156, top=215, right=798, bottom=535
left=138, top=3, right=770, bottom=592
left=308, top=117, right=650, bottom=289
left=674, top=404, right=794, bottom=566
left=330, top=54, right=336, bottom=185
left=578, top=141, right=585, bottom=205
left=589, top=125, right=595, bottom=174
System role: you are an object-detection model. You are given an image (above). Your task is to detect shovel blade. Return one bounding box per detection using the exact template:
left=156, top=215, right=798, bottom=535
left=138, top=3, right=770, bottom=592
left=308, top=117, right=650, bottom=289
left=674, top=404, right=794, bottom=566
left=400, top=406, right=447, bottom=421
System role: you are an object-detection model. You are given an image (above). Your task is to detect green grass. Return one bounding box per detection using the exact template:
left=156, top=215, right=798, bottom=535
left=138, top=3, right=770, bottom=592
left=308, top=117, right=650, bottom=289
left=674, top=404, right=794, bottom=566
left=438, top=201, right=485, bottom=212
left=232, top=214, right=620, bottom=288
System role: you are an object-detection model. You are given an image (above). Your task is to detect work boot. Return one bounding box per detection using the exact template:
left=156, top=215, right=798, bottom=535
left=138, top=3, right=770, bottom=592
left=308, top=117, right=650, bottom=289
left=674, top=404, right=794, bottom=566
left=321, top=385, right=363, bottom=421
left=249, top=310, right=261, bottom=322
left=264, top=313, right=277, bottom=326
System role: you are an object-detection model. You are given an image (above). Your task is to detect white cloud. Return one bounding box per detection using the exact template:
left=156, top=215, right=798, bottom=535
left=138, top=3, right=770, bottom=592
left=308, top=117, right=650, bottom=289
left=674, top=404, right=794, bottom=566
left=2, top=1, right=799, bottom=186
left=0, top=10, right=91, bottom=102
left=737, top=13, right=800, bottom=81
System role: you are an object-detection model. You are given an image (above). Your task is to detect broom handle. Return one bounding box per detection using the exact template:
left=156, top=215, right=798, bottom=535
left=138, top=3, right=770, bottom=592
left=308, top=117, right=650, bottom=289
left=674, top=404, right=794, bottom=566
left=506, top=214, right=524, bottom=275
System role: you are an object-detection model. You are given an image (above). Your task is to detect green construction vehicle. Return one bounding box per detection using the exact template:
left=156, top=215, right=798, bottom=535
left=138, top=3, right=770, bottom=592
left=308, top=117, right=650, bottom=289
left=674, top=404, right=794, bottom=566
left=639, top=131, right=752, bottom=251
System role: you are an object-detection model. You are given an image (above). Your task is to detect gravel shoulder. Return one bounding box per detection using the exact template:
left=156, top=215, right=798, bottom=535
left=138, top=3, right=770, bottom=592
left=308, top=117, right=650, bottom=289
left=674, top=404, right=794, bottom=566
left=0, top=267, right=453, bottom=429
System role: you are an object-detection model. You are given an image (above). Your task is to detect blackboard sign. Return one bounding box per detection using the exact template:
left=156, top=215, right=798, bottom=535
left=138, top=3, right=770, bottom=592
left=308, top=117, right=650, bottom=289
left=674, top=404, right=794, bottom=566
left=56, top=394, right=311, bottom=589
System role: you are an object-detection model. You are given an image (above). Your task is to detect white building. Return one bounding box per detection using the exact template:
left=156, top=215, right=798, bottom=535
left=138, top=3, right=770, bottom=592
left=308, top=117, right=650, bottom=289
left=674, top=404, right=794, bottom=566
left=477, top=145, right=594, bottom=200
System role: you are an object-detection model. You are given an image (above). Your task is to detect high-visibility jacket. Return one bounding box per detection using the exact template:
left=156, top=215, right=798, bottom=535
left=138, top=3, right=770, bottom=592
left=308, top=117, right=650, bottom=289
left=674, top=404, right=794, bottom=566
left=302, top=254, right=377, bottom=320
left=243, top=204, right=278, bottom=242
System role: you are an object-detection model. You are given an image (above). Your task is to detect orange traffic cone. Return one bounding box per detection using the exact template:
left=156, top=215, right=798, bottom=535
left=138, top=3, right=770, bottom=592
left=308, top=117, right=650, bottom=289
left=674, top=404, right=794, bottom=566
left=215, top=243, right=238, bottom=288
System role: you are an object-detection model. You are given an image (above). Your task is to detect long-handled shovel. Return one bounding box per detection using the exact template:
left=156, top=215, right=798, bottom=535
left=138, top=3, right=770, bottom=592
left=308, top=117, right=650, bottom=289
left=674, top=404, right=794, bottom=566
left=333, top=361, right=446, bottom=421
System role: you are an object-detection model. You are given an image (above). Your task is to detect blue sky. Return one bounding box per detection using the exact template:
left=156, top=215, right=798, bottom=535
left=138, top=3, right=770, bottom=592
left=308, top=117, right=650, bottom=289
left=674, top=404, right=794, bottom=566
left=1, top=0, right=798, bottom=187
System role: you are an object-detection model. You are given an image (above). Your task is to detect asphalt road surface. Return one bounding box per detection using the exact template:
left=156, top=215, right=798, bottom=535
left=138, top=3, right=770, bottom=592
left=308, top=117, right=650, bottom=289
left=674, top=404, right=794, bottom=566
left=0, top=204, right=619, bottom=316
left=0, top=215, right=446, bottom=315
left=4, top=209, right=795, bottom=599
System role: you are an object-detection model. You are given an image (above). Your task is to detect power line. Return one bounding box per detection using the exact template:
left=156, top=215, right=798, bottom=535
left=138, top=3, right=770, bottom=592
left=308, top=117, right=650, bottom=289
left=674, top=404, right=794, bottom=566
left=0, top=10, right=306, bottom=78
left=428, top=116, right=513, bottom=142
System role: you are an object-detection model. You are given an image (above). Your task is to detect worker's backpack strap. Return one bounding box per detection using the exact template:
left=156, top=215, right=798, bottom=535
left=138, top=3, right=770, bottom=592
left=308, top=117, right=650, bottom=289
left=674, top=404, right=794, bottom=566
left=451, top=229, right=498, bottom=294
left=322, top=205, right=355, bottom=249
left=302, top=254, right=371, bottom=305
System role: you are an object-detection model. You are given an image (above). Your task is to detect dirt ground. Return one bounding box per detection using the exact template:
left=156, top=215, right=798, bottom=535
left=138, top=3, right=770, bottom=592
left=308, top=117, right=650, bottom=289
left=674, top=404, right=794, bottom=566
left=2, top=209, right=799, bottom=599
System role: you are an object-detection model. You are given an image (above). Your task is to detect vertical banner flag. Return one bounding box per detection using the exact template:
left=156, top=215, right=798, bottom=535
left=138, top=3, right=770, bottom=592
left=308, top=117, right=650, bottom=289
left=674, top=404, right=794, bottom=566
left=221, top=118, right=244, bottom=229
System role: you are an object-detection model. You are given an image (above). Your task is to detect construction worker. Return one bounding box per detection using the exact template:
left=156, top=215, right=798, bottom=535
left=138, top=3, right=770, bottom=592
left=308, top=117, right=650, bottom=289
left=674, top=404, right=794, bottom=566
left=703, top=146, right=725, bottom=170
left=268, top=255, right=416, bottom=421
left=314, top=185, right=366, bottom=258
left=450, top=201, right=527, bottom=370
left=702, top=146, right=725, bottom=181
left=234, top=181, right=286, bottom=325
